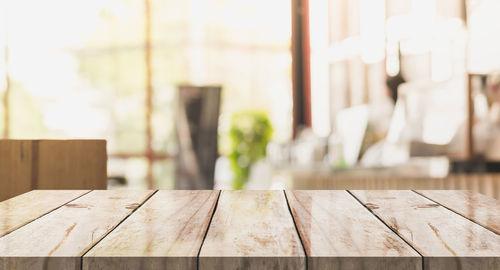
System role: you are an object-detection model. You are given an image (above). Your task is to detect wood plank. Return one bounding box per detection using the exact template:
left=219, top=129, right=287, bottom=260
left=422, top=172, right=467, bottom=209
left=36, top=140, right=107, bottom=190
left=415, top=190, right=500, bottom=235
left=199, top=190, right=306, bottom=270
left=0, top=190, right=90, bottom=237
left=350, top=190, right=500, bottom=270
left=0, top=140, right=33, bottom=201
left=0, top=190, right=154, bottom=270
left=285, top=190, right=421, bottom=270
left=83, top=190, right=219, bottom=270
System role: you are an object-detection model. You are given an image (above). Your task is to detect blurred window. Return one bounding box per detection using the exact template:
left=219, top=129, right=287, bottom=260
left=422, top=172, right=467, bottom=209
left=310, top=0, right=467, bottom=136
left=1, top=0, right=292, bottom=187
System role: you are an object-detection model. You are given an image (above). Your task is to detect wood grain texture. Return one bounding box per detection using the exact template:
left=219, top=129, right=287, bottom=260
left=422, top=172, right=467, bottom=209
left=415, top=190, right=500, bottom=235
left=0, top=190, right=154, bottom=270
left=0, top=140, right=33, bottom=201
left=0, top=190, right=89, bottom=237
left=83, top=190, right=219, bottom=270
left=36, top=140, right=107, bottom=190
left=199, top=190, right=306, bottom=270
left=350, top=190, right=500, bottom=270
left=286, top=190, right=421, bottom=270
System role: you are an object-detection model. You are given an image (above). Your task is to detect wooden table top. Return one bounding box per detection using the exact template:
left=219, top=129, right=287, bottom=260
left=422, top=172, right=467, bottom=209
left=0, top=190, right=499, bottom=270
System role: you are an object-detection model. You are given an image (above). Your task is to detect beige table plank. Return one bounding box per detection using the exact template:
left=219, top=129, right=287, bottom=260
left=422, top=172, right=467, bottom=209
left=415, top=190, right=500, bottom=234
left=0, top=190, right=154, bottom=270
left=199, top=190, right=306, bottom=270
left=83, top=190, right=219, bottom=270
left=0, top=190, right=90, bottom=237
left=286, top=190, right=421, bottom=270
left=350, top=190, right=500, bottom=270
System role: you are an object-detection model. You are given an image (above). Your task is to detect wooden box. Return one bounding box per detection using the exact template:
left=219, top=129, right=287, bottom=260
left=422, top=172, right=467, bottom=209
left=0, top=140, right=107, bottom=201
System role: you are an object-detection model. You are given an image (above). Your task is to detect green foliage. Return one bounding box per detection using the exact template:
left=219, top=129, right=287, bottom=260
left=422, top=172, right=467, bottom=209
left=229, top=110, right=273, bottom=190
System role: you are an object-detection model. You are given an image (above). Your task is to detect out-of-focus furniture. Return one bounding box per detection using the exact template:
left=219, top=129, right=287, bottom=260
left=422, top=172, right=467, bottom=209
left=286, top=168, right=500, bottom=200
left=176, top=85, right=221, bottom=189
left=0, top=140, right=107, bottom=201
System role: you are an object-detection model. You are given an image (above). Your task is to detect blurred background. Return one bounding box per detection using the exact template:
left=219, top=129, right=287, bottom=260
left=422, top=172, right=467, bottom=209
left=1, top=0, right=500, bottom=197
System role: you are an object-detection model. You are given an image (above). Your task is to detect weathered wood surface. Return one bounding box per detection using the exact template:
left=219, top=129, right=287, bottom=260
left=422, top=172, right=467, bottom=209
left=2, top=190, right=500, bottom=270
left=83, top=190, right=219, bottom=270
left=350, top=190, right=500, bottom=270
left=199, top=190, right=306, bottom=270
left=286, top=190, right=421, bottom=270
left=415, top=190, right=500, bottom=235
left=0, top=190, right=154, bottom=270
left=0, top=190, right=89, bottom=237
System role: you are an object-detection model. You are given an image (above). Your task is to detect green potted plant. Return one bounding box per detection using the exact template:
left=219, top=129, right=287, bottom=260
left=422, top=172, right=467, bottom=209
left=228, top=110, right=273, bottom=189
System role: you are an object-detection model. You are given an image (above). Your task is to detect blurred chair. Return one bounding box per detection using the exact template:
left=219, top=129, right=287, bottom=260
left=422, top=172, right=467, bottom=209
left=0, top=140, right=107, bottom=201
left=176, top=85, right=221, bottom=189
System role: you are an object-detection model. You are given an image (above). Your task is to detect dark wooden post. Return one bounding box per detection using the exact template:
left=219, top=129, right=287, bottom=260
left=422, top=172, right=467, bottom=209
left=291, top=0, right=312, bottom=136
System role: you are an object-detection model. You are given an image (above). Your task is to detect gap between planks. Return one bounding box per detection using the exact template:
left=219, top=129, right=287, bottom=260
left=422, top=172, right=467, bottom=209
left=196, top=190, right=222, bottom=270
left=345, top=190, right=425, bottom=270
left=411, top=190, right=500, bottom=236
left=78, top=190, right=159, bottom=269
left=0, top=190, right=92, bottom=238
left=283, top=190, right=308, bottom=270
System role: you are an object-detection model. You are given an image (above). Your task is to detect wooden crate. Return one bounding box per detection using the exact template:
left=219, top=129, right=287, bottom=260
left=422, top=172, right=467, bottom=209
left=0, top=140, right=107, bottom=201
